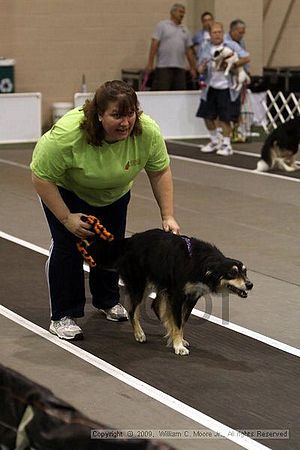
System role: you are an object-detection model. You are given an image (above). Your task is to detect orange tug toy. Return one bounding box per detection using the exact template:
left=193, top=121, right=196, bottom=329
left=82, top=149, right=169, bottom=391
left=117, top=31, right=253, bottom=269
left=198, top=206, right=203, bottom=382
left=76, top=215, right=114, bottom=268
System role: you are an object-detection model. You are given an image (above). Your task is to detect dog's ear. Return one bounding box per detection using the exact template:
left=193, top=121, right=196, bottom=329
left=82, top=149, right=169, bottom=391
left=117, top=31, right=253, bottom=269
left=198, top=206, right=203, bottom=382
left=203, top=266, right=222, bottom=287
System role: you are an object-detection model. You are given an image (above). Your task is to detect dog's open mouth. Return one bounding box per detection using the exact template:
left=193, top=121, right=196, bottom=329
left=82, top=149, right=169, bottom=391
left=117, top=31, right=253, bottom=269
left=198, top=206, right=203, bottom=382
left=228, top=285, right=248, bottom=298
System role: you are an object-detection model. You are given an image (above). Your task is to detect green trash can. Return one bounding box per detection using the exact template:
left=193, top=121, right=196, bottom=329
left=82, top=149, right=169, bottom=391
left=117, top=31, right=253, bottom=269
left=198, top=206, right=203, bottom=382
left=0, top=58, right=15, bottom=93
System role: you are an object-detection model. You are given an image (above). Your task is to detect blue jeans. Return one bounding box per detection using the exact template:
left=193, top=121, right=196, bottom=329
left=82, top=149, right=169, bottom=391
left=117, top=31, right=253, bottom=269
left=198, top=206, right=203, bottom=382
left=43, top=187, right=130, bottom=320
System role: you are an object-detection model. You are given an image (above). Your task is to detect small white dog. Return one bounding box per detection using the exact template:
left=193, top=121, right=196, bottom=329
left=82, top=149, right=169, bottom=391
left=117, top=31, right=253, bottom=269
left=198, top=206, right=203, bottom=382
left=212, top=46, right=250, bottom=91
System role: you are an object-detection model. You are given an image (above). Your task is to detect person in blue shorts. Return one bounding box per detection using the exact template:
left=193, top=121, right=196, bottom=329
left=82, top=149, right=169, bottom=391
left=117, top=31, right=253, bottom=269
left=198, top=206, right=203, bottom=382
left=196, top=22, right=250, bottom=155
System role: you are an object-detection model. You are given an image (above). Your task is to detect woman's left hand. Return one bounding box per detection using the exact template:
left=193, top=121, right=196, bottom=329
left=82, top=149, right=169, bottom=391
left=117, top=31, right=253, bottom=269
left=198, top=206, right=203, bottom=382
left=162, top=217, right=180, bottom=235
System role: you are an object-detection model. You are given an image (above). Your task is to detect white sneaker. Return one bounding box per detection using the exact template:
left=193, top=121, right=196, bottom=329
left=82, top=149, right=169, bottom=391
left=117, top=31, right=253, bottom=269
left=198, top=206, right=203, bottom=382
left=201, top=141, right=220, bottom=153
left=216, top=144, right=234, bottom=156
left=49, top=316, right=83, bottom=340
left=100, top=303, right=129, bottom=322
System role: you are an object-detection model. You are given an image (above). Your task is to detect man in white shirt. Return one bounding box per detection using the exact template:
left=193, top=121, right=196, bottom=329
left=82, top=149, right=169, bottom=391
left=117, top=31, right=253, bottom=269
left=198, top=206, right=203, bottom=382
left=196, top=22, right=250, bottom=155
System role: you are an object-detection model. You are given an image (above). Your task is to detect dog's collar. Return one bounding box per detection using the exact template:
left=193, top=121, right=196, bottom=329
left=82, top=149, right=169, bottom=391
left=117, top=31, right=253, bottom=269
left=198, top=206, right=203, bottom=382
left=181, top=236, right=192, bottom=256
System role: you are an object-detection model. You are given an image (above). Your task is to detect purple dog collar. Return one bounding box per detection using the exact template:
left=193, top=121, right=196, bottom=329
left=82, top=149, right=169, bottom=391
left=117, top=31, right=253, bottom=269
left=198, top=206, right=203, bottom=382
left=181, top=236, right=192, bottom=256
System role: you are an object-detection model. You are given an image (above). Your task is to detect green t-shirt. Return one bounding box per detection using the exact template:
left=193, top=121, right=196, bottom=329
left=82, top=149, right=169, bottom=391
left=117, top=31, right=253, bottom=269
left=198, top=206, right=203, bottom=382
left=30, top=108, right=170, bottom=206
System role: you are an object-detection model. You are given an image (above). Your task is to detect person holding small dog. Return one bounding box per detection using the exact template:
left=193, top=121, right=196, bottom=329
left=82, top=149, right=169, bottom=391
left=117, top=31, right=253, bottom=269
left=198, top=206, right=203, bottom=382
left=30, top=80, right=180, bottom=341
left=196, top=22, right=250, bottom=155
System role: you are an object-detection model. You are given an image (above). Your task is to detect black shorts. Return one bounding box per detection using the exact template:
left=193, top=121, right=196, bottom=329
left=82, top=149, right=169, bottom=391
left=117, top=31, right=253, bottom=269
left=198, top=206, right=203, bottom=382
left=196, top=87, right=241, bottom=122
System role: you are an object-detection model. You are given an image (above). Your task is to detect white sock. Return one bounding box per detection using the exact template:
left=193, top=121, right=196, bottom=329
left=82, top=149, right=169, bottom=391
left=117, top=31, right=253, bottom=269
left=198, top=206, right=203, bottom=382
left=209, top=129, right=218, bottom=144
left=223, top=136, right=231, bottom=146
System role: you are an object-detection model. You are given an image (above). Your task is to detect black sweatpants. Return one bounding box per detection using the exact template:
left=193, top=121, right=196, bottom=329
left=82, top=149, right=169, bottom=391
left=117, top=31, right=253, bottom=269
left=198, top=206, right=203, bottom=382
left=43, top=187, right=130, bottom=320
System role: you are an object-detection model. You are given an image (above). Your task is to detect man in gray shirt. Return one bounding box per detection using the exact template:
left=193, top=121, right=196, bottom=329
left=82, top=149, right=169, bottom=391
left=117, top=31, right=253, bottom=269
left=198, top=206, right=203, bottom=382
left=145, top=3, right=197, bottom=90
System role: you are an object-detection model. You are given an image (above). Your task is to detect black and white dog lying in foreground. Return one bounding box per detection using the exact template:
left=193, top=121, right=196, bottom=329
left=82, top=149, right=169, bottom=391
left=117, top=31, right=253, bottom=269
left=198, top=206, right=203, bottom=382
left=89, top=229, right=253, bottom=356
left=256, top=117, right=300, bottom=172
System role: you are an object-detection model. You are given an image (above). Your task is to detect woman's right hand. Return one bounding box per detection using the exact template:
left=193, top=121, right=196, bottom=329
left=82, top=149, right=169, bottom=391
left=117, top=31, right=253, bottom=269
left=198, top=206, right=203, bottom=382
left=62, top=213, right=95, bottom=239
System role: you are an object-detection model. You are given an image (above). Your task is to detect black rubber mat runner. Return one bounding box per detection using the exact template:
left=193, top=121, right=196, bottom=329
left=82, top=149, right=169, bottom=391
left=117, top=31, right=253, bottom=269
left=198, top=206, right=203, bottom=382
left=166, top=141, right=300, bottom=179
left=1, top=238, right=300, bottom=449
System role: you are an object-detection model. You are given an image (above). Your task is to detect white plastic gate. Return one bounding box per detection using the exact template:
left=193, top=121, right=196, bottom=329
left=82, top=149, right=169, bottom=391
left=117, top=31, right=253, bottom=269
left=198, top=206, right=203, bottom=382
left=261, top=90, right=300, bottom=132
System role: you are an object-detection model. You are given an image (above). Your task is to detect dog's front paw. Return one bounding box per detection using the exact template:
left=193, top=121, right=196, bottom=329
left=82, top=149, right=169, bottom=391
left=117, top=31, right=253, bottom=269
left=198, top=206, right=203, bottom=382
left=134, top=330, right=147, bottom=343
left=284, top=164, right=297, bottom=172
left=174, top=345, right=190, bottom=356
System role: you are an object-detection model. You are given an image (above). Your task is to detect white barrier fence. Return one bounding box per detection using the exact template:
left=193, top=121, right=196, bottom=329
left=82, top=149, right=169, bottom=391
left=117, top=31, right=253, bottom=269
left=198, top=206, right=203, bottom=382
left=0, top=90, right=267, bottom=143
left=74, top=90, right=267, bottom=140
left=75, top=91, right=208, bottom=139
left=0, top=93, right=42, bottom=143
left=261, top=90, right=300, bottom=132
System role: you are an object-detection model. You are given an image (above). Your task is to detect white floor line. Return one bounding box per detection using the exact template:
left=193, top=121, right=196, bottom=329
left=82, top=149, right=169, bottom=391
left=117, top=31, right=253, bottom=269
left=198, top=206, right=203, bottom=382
left=167, top=139, right=261, bottom=158
left=0, top=231, right=49, bottom=256
left=170, top=154, right=300, bottom=183
left=0, top=158, right=30, bottom=170
left=167, top=139, right=300, bottom=163
left=191, top=309, right=300, bottom=358
left=1, top=230, right=299, bottom=358
left=0, top=305, right=270, bottom=450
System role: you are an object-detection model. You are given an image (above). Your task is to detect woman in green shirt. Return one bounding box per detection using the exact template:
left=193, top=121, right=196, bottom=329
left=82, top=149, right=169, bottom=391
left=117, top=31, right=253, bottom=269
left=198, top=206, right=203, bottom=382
left=31, top=80, right=180, bottom=340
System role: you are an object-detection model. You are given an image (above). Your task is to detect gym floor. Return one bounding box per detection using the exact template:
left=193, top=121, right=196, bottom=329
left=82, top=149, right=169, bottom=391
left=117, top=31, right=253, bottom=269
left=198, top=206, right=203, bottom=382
left=0, top=139, right=299, bottom=450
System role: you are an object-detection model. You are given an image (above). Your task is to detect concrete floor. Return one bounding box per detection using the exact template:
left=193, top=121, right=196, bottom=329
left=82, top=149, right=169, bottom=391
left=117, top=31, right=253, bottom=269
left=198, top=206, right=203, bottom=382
left=0, top=143, right=299, bottom=450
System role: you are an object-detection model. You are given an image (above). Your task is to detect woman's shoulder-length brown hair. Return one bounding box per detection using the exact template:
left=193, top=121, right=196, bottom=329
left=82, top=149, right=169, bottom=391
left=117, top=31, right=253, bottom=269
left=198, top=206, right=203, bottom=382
left=80, top=80, right=142, bottom=147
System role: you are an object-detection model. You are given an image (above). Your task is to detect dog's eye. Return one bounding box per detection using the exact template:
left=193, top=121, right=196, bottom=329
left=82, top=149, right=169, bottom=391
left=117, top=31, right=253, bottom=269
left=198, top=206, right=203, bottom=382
left=227, top=266, right=238, bottom=278
left=227, top=271, right=236, bottom=278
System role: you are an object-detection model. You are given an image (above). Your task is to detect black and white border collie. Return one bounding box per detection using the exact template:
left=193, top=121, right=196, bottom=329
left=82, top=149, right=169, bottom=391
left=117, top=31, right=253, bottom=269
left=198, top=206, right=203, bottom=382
left=89, top=229, right=253, bottom=356
left=256, top=116, right=300, bottom=172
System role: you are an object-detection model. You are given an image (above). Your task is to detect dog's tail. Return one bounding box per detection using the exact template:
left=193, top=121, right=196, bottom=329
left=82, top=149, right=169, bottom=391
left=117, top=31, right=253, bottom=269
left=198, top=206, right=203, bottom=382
left=256, top=159, right=270, bottom=172
left=255, top=134, right=274, bottom=171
